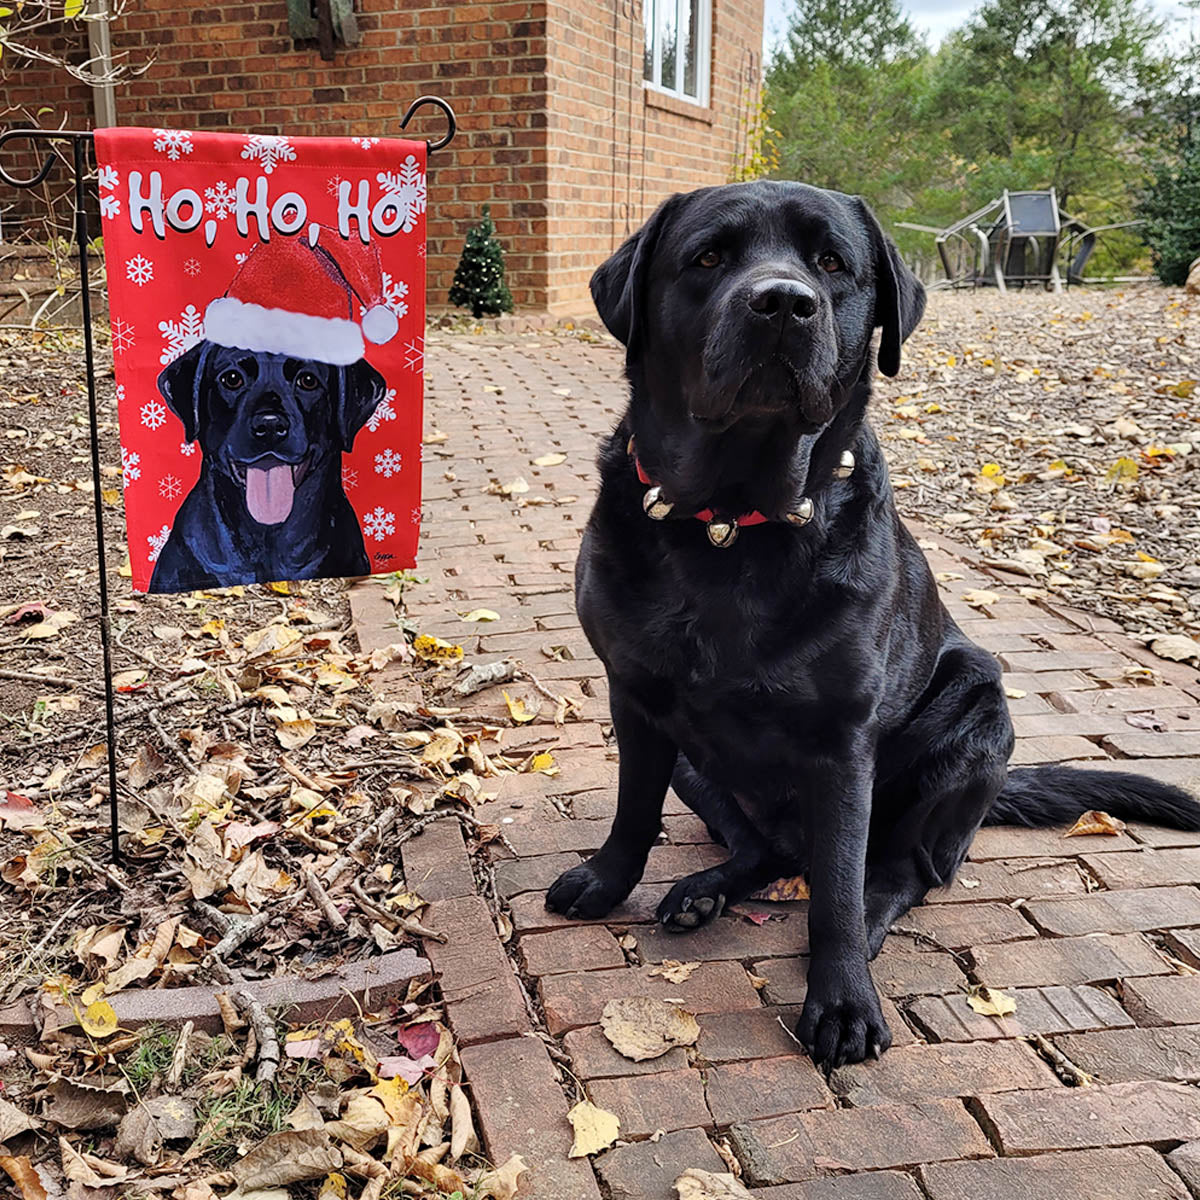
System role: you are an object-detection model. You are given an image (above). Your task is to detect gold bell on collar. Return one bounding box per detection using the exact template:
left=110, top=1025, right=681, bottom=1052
left=642, top=485, right=674, bottom=520
left=706, top=519, right=738, bottom=548
left=785, top=497, right=815, bottom=527
left=833, top=449, right=856, bottom=479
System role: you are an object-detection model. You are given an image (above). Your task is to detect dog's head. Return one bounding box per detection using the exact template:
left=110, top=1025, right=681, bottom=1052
left=591, top=181, right=924, bottom=434
left=158, top=344, right=384, bottom=526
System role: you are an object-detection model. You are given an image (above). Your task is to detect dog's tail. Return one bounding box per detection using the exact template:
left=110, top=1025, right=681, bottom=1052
left=986, top=765, right=1200, bottom=830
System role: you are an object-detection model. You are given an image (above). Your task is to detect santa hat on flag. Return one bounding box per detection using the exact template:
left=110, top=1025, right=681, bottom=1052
left=204, top=231, right=399, bottom=366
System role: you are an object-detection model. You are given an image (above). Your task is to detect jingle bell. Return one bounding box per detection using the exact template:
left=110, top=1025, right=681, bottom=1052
left=706, top=519, right=738, bottom=548
left=834, top=449, right=855, bottom=479
left=785, top=497, right=815, bottom=526
left=642, top=485, right=674, bottom=520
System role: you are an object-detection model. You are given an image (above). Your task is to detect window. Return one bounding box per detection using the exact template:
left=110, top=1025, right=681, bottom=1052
left=643, top=0, right=711, bottom=107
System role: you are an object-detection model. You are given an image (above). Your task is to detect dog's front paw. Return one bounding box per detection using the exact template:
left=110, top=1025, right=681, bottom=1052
left=545, top=857, right=636, bottom=919
left=657, top=873, right=727, bottom=931
left=796, top=969, right=891, bottom=1069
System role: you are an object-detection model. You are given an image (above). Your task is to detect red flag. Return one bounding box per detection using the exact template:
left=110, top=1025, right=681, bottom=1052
left=94, top=128, right=425, bottom=593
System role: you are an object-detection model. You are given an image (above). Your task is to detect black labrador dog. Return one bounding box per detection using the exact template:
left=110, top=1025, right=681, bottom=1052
left=150, top=342, right=383, bottom=592
left=546, top=180, right=1200, bottom=1068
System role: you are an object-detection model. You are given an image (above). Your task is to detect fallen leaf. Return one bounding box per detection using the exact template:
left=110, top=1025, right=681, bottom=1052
left=674, top=1168, right=755, bottom=1199
left=461, top=609, right=500, bottom=622
left=753, top=875, right=809, bottom=902
left=413, top=634, right=464, bottom=665
left=1004, top=687, right=1027, bottom=699
left=231, top=1128, right=343, bottom=1190
left=567, top=1100, right=620, bottom=1157
left=533, top=453, right=566, bottom=466
left=114, top=1095, right=196, bottom=1165
left=648, top=961, right=702, bottom=984
left=600, top=997, right=700, bottom=1061
left=1064, top=810, right=1127, bottom=837
left=324, top=1094, right=388, bottom=1151
left=1148, top=634, right=1200, bottom=664
left=0, top=1155, right=57, bottom=1200
left=396, top=1021, right=441, bottom=1060
left=966, top=985, right=1017, bottom=1018
left=0, top=1098, right=38, bottom=1143
left=0, top=792, right=43, bottom=832
left=43, top=1077, right=128, bottom=1130
left=961, top=589, right=999, bottom=608
left=78, top=1000, right=118, bottom=1039
left=449, top=1084, right=479, bottom=1159
left=472, top=1154, right=529, bottom=1200
left=503, top=690, right=538, bottom=725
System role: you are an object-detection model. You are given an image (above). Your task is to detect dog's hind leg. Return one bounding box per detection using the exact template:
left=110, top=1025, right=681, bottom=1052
left=863, top=646, right=1011, bottom=958
left=672, top=754, right=769, bottom=853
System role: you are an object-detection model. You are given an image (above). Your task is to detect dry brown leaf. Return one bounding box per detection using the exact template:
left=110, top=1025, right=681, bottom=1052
left=600, top=997, right=700, bottom=1061
left=1064, top=810, right=1126, bottom=837
left=674, top=1168, right=756, bottom=1199
left=231, top=1128, right=343, bottom=1190
left=966, top=984, right=1017, bottom=1018
left=104, top=918, right=179, bottom=993
left=648, top=960, right=702, bottom=984
left=449, top=1084, right=478, bottom=1159
left=0, top=1155, right=57, bottom=1200
left=286, top=1094, right=325, bottom=1132
left=179, top=821, right=234, bottom=902
left=114, top=1095, right=196, bottom=1165
left=0, top=1098, right=38, bottom=1144
left=1148, top=634, right=1200, bottom=664
left=567, top=1100, right=620, bottom=1158
left=753, top=875, right=810, bottom=902
left=324, top=1094, right=389, bottom=1152
left=472, top=1154, right=529, bottom=1200
left=43, top=1077, right=128, bottom=1131
left=73, top=924, right=125, bottom=973
left=961, top=589, right=999, bottom=608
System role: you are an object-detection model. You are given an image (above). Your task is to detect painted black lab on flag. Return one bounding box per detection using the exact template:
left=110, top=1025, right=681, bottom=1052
left=545, top=180, right=1200, bottom=1069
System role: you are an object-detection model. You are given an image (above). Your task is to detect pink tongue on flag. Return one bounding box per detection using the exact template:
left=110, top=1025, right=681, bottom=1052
left=245, top=464, right=296, bottom=525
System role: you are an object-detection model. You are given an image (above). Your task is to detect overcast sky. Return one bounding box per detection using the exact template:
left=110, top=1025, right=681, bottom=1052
left=762, top=0, right=1196, bottom=52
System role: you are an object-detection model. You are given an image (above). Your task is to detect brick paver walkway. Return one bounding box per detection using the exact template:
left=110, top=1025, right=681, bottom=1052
left=351, top=330, right=1200, bottom=1200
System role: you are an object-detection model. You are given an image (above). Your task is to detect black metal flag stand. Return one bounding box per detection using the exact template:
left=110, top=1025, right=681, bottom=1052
left=0, top=97, right=456, bottom=864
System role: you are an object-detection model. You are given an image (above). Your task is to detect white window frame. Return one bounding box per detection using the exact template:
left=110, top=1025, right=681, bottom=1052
left=643, top=0, right=712, bottom=109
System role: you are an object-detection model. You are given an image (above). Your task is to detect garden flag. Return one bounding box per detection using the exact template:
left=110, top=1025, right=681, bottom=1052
left=94, top=128, right=427, bottom=593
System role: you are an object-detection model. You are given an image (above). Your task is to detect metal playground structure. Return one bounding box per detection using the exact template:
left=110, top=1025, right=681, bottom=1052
left=898, top=189, right=1144, bottom=292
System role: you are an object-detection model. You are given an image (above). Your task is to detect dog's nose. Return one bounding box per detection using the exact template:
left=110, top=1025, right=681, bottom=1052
left=747, top=278, right=818, bottom=321
left=251, top=410, right=289, bottom=445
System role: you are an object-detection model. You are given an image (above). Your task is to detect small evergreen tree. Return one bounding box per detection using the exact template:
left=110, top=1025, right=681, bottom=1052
left=449, top=206, right=514, bottom=318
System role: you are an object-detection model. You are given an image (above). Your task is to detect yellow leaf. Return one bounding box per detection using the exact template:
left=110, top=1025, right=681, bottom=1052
left=80, top=982, right=106, bottom=1006
left=945, top=355, right=957, bottom=367
left=319, top=1174, right=348, bottom=1200
left=1171, top=379, right=1196, bottom=398
left=461, top=609, right=500, bottom=622
left=567, top=1100, right=620, bottom=1158
left=1105, top=457, right=1139, bottom=483
left=533, top=453, right=567, bottom=467
left=966, top=985, right=1016, bottom=1018
left=79, top=1000, right=118, bottom=1038
left=413, top=634, right=463, bottom=664
left=1064, top=809, right=1126, bottom=837
left=64, top=0, right=84, bottom=16
left=267, top=581, right=291, bottom=594
left=980, top=462, right=1003, bottom=477
left=503, top=690, right=537, bottom=725
left=370, top=1076, right=410, bottom=1122
left=529, top=751, right=557, bottom=775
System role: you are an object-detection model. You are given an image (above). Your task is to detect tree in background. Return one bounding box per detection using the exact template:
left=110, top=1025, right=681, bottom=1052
left=449, top=206, right=514, bottom=319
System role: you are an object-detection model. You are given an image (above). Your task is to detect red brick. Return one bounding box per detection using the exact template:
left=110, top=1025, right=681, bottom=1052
left=900, top=901, right=1035, bottom=947
left=499, top=818, right=610, bottom=856
left=705, top=1055, right=832, bottom=1125
left=1127, top=820, right=1200, bottom=849
left=756, top=949, right=967, bottom=1002
left=518, top=925, right=625, bottom=976
left=976, top=1080, right=1200, bottom=1153
left=494, top=851, right=583, bottom=898
left=969, top=825, right=1139, bottom=859
left=753, top=1174, right=924, bottom=1200
left=829, top=1039, right=1057, bottom=1106
left=508, top=883, right=668, bottom=933
left=539, top=961, right=761, bottom=1034
left=1001, top=649, right=1128, bottom=672
left=1170, top=927, right=1200, bottom=965
left=586, top=1068, right=711, bottom=1138
left=594, top=1128, right=725, bottom=1199
left=634, top=909, right=809, bottom=963
left=1101, top=730, right=1200, bottom=757
left=401, top=817, right=476, bottom=901
left=1082, top=848, right=1200, bottom=889
left=907, top=983, right=1132, bottom=1042
left=697, top=1006, right=812, bottom=1062
left=1024, top=886, right=1200, bottom=937
left=425, top=895, right=530, bottom=1045
left=562, top=1024, right=689, bottom=1080
left=920, top=1146, right=1188, bottom=1200
left=1051, top=1024, right=1200, bottom=1083
left=927, top=858, right=1086, bottom=904
left=971, top=933, right=1170, bottom=987
left=460, top=1036, right=602, bottom=1200
left=1122, top=974, right=1200, bottom=1026
left=1011, top=735, right=1107, bottom=764
left=1170, top=1142, right=1200, bottom=1195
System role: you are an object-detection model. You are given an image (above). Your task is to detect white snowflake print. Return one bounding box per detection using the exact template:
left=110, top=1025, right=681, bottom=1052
left=141, top=399, right=167, bottom=430
left=342, top=466, right=358, bottom=490
left=403, top=336, right=424, bottom=373
left=147, top=524, right=171, bottom=562
left=152, top=128, right=193, bottom=161
left=116, top=383, right=125, bottom=404
left=97, top=164, right=119, bottom=191
left=184, top=258, right=201, bottom=277
left=374, top=448, right=403, bottom=478
left=382, top=271, right=409, bottom=319
left=204, top=180, right=236, bottom=220
left=100, top=194, right=121, bottom=220
left=326, top=175, right=345, bottom=198
left=352, top=136, right=380, bottom=148
left=126, top=255, right=154, bottom=287
left=159, top=304, right=204, bottom=365
left=121, top=447, right=140, bottom=487
left=375, top=157, right=427, bottom=233
left=181, top=441, right=197, bottom=457
left=241, top=134, right=296, bottom=175
left=158, top=474, right=182, bottom=502
left=362, top=506, right=395, bottom=542
left=366, top=388, right=396, bottom=433
left=111, top=318, right=135, bottom=355
left=235, top=252, right=249, bottom=267
left=410, top=506, right=422, bottom=524
left=417, top=242, right=426, bottom=259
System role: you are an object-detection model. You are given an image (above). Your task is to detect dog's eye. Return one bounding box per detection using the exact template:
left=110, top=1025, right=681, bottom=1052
left=696, top=250, right=721, bottom=269
left=817, top=252, right=844, bottom=274
left=295, top=371, right=320, bottom=391
left=218, top=370, right=244, bottom=390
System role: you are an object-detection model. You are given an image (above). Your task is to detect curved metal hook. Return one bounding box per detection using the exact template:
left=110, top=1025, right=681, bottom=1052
left=0, top=128, right=83, bottom=190
left=399, top=96, right=457, bottom=154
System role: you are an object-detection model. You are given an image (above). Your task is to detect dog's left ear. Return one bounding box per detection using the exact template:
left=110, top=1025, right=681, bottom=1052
left=158, top=342, right=210, bottom=444
left=854, top=197, right=925, bottom=378
left=338, top=359, right=387, bottom=451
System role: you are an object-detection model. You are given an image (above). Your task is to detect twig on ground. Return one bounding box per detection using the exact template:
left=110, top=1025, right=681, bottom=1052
left=166, top=1020, right=193, bottom=1091
left=234, top=989, right=279, bottom=1083
left=1028, top=1032, right=1092, bottom=1086
left=303, top=867, right=347, bottom=932
left=451, top=659, right=516, bottom=697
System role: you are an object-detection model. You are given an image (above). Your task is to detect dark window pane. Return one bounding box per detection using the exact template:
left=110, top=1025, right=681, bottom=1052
left=644, top=0, right=655, bottom=81
left=682, top=0, right=699, bottom=96
left=660, top=0, right=678, bottom=90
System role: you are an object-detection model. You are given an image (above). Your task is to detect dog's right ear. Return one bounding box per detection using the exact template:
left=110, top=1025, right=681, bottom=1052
left=157, top=342, right=210, bottom=444
left=590, top=194, right=682, bottom=356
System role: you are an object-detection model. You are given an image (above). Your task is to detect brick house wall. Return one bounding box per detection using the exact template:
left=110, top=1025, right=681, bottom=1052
left=2, top=0, right=762, bottom=316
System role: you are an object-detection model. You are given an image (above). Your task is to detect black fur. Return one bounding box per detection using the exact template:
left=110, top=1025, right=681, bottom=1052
left=150, top=342, right=382, bottom=592
left=544, top=180, right=1200, bottom=1070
